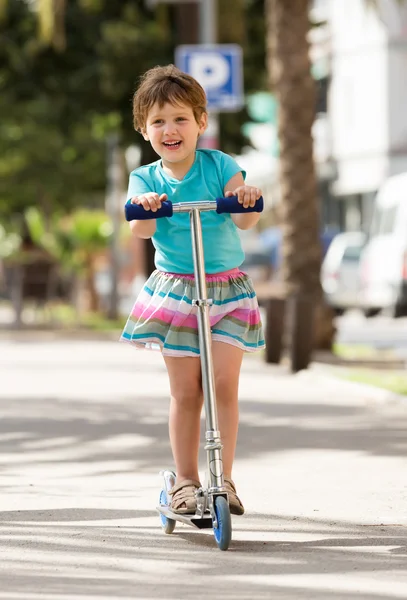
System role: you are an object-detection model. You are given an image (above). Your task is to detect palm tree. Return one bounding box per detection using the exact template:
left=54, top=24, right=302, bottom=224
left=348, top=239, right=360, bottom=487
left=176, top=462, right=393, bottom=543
left=265, top=0, right=406, bottom=366
left=265, top=0, right=335, bottom=366
left=25, top=206, right=114, bottom=312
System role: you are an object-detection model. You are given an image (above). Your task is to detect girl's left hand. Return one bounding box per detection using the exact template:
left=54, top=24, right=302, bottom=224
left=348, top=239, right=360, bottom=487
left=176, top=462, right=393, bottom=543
left=225, top=186, right=262, bottom=209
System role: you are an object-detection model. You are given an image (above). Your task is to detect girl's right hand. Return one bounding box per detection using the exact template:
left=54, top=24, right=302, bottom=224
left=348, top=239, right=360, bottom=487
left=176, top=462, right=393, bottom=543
left=131, top=192, right=168, bottom=212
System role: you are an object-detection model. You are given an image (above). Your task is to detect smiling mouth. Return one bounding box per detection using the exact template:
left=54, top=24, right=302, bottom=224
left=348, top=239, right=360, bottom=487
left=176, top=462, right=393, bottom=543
left=163, top=141, right=181, bottom=148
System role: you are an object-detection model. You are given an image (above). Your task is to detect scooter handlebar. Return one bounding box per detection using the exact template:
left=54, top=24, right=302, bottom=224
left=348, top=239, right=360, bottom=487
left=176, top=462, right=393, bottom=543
left=215, top=195, right=264, bottom=214
left=124, top=200, right=173, bottom=221
left=124, top=195, right=264, bottom=221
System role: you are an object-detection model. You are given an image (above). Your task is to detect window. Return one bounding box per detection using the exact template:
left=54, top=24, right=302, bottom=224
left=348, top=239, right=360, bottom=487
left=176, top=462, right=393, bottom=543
left=342, top=244, right=363, bottom=262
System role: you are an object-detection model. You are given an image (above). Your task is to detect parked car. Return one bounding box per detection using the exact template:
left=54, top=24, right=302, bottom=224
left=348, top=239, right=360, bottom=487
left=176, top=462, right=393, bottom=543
left=241, top=225, right=339, bottom=284
left=321, top=231, right=367, bottom=315
left=239, top=229, right=274, bottom=283
left=359, top=172, right=407, bottom=318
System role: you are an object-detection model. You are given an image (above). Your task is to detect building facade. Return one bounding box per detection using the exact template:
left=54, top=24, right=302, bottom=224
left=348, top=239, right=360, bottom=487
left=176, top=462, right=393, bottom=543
left=313, top=0, right=407, bottom=232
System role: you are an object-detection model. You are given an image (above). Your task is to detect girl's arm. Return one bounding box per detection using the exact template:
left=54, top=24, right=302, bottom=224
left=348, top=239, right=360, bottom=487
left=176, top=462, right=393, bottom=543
left=128, top=192, right=168, bottom=239
left=129, top=219, right=156, bottom=239
left=224, top=173, right=262, bottom=230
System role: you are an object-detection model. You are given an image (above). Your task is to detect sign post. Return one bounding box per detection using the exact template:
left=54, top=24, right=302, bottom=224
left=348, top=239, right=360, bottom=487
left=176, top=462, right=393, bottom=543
left=175, top=44, right=244, bottom=148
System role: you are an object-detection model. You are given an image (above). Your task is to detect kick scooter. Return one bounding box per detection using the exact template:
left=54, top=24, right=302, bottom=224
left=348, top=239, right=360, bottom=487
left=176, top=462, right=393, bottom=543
left=125, top=194, right=263, bottom=550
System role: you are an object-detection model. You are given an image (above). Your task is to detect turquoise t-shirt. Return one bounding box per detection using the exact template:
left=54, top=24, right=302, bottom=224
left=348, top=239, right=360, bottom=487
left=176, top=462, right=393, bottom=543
left=127, top=149, right=246, bottom=274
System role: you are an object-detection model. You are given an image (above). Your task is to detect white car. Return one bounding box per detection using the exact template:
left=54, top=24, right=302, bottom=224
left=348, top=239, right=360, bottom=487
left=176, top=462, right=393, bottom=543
left=321, top=231, right=367, bottom=315
left=359, top=172, right=407, bottom=318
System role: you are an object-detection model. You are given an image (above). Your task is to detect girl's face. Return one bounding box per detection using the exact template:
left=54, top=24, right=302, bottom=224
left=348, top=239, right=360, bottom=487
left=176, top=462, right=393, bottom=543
left=142, top=102, right=207, bottom=175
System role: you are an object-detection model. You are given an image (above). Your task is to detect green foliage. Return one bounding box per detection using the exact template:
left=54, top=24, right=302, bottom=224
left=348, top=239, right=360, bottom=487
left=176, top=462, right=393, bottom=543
left=0, top=102, right=107, bottom=220
left=24, top=206, right=112, bottom=272
left=340, top=368, right=407, bottom=396
left=0, top=0, right=267, bottom=224
left=69, top=208, right=112, bottom=249
left=0, top=223, right=21, bottom=259
left=0, top=0, right=173, bottom=223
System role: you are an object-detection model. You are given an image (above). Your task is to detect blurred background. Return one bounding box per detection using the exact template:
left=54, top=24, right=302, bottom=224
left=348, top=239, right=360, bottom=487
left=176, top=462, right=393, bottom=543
left=1, top=0, right=407, bottom=377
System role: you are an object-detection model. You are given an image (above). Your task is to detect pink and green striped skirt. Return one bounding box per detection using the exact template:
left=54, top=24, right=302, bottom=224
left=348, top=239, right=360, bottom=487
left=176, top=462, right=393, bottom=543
left=120, top=268, right=265, bottom=357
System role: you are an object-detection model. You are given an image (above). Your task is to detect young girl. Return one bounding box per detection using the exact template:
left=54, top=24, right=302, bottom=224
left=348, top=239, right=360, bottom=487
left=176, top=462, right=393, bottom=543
left=121, top=65, right=265, bottom=516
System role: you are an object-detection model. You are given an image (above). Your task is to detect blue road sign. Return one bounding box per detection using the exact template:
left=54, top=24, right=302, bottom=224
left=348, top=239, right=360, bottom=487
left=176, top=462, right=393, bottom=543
left=175, top=44, right=244, bottom=111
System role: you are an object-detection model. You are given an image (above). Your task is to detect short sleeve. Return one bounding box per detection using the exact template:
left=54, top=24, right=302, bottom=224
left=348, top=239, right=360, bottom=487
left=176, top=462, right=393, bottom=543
left=126, top=170, right=154, bottom=202
left=219, top=152, right=246, bottom=189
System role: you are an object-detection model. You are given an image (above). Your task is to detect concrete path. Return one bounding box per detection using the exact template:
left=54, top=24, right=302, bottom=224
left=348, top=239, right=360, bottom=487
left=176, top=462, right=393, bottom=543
left=0, top=338, right=407, bottom=599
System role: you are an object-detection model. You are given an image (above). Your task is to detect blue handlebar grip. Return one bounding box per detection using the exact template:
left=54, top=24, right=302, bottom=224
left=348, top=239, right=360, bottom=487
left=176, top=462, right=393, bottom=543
left=216, top=195, right=264, bottom=214
left=124, top=200, right=173, bottom=221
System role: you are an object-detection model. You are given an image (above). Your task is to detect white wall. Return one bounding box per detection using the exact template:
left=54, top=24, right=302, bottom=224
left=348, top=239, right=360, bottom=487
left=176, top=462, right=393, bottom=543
left=328, top=0, right=407, bottom=195
left=329, top=0, right=388, bottom=193
left=330, top=47, right=388, bottom=158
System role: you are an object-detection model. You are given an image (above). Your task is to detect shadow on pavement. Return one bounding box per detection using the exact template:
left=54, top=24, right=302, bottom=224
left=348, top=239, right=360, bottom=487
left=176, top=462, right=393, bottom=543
left=1, top=392, right=407, bottom=479
left=1, top=390, right=406, bottom=598
left=0, top=510, right=405, bottom=599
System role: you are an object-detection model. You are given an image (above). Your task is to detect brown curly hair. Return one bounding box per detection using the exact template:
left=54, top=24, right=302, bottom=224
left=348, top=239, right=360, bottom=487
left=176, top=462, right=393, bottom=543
left=132, top=64, right=207, bottom=132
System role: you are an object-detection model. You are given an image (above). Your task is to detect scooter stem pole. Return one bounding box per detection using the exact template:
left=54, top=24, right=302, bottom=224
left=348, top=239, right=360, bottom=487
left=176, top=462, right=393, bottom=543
left=190, top=209, right=224, bottom=489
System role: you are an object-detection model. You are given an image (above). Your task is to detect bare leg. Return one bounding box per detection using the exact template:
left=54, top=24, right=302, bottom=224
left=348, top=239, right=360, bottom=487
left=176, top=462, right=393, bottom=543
left=163, top=355, right=203, bottom=483
left=212, top=342, right=244, bottom=479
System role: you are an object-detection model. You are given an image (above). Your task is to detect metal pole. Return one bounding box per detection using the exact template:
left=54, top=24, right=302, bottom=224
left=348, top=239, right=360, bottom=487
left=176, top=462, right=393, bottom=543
left=199, top=0, right=216, bottom=44
left=190, top=209, right=224, bottom=490
left=190, top=209, right=218, bottom=431
left=198, top=0, right=219, bottom=150
left=105, top=132, right=121, bottom=320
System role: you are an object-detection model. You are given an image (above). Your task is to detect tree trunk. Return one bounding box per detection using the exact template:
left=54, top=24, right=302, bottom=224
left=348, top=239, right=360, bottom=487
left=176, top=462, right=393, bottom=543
left=174, top=2, right=199, bottom=43
left=266, top=0, right=335, bottom=353
left=85, top=256, right=99, bottom=313
left=11, top=265, right=24, bottom=329
left=218, top=0, right=245, bottom=44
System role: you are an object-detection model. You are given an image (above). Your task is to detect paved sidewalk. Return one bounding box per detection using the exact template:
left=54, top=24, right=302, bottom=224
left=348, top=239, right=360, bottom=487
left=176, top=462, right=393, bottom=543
left=1, top=339, right=407, bottom=599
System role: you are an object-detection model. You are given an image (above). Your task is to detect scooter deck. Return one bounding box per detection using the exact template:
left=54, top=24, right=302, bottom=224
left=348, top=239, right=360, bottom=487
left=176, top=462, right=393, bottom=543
left=157, top=506, right=213, bottom=529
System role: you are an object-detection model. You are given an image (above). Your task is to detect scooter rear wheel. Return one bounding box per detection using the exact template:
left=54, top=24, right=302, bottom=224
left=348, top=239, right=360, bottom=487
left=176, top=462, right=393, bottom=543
left=213, top=496, right=232, bottom=551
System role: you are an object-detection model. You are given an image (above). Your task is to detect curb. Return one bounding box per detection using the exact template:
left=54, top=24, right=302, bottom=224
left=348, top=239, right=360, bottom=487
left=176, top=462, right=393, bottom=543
left=296, top=365, right=407, bottom=405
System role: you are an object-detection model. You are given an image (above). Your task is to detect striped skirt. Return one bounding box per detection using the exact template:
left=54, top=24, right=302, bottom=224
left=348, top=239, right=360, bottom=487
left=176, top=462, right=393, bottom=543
left=120, top=268, right=265, bottom=358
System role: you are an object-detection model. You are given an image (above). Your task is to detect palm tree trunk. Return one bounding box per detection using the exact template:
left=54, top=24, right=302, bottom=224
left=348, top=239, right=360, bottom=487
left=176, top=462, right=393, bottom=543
left=266, top=0, right=335, bottom=355
left=85, top=256, right=99, bottom=313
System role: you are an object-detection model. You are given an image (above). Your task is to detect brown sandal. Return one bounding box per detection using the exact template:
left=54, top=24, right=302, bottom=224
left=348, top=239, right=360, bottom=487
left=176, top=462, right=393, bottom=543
left=224, top=478, right=245, bottom=515
left=168, top=479, right=201, bottom=514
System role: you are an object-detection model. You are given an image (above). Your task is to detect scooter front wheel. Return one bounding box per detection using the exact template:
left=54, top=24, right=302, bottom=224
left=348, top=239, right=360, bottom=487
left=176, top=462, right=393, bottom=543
left=159, top=489, right=176, bottom=534
left=213, top=496, right=232, bottom=551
